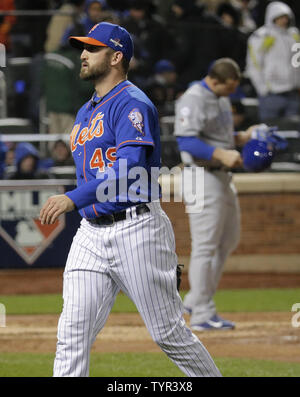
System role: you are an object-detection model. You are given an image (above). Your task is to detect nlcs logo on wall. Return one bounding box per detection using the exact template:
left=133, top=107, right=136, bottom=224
left=0, top=186, right=65, bottom=265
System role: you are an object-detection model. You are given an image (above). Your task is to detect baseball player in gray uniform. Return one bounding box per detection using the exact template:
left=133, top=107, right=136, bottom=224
left=39, top=22, right=221, bottom=377
left=174, top=58, right=257, bottom=331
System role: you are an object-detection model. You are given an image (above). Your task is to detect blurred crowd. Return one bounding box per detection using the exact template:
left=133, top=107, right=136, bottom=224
left=0, top=0, right=300, bottom=178
left=0, top=139, right=74, bottom=179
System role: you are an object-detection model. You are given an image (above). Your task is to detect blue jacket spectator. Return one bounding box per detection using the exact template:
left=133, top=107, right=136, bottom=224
left=8, top=143, right=52, bottom=179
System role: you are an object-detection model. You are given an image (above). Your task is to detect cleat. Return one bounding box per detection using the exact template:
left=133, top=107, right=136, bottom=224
left=191, top=314, right=235, bottom=331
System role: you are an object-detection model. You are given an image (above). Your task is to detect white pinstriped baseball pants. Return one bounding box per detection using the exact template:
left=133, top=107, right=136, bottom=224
left=53, top=202, right=221, bottom=377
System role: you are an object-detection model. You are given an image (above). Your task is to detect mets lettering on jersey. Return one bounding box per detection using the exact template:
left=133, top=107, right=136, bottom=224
left=65, top=80, right=161, bottom=219
left=70, top=112, right=105, bottom=151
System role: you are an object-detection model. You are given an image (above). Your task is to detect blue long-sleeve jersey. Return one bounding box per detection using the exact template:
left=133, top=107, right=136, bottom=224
left=65, top=80, right=161, bottom=219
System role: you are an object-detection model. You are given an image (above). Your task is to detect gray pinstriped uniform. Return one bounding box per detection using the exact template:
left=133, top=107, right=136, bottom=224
left=174, top=82, right=241, bottom=325
left=53, top=202, right=221, bottom=377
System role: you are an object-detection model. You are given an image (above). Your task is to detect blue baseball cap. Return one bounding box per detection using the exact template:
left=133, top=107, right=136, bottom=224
left=69, top=22, right=134, bottom=61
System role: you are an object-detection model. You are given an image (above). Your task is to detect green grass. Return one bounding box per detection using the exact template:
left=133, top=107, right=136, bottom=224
left=0, top=353, right=300, bottom=377
left=215, top=357, right=300, bottom=377
left=213, top=288, right=300, bottom=312
left=0, top=288, right=299, bottom=315
left=0, top=294, right=63, bottom=315
left=1, top=289, right=299, bottom=378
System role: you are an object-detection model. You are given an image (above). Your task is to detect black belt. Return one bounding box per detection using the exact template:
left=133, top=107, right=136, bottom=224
left=205, top=166, right=230, bottom=172
left=205, top=166, right=222, bottom=171
left=87, top=203, right=150, bottom=226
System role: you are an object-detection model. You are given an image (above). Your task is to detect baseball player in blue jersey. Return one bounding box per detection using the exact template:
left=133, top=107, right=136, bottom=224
left=39, top=22, right=221, bottom=377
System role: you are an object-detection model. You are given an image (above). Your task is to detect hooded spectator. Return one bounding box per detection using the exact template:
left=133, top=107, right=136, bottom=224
left=246, top=1, right=300, bottom=121
left=9, top=143, right=51, bottom=179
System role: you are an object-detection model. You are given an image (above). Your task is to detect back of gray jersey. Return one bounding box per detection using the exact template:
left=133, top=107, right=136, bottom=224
left=173, top=82, right=235, bottom=150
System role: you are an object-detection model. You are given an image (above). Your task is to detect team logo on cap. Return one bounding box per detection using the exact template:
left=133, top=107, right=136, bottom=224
left=110, top=38, right=123, bottom=48
left=128, top=108, right=144, bottom=135
left=89, top=23, right=100, bottom=34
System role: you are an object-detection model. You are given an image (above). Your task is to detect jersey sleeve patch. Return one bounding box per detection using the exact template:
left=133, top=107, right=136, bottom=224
left=128, top=108, right=145, bottom=136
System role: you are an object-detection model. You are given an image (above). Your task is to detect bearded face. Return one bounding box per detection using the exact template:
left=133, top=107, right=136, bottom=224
left=80, top=46, right=113, bottom=81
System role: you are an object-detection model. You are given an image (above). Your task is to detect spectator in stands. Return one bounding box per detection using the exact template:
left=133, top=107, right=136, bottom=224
left=37, top=139, right=74, bottom=178
left=0, top=0, right=16, bottom=52
left=230, top=0, right=257, bottom=34
left=5, top=145, right=15, bottom=166
left=51, top=139, right=74, bottom=166
left=0, top=143, right=17, bottom=178
left=145, top=59, right=182, bottom=116
left=60, top=0, right=119, bottom=47
left=167, top=0, right=236, bottom=87
left=82, top=0, right=110, bottom=31
left=250, top=0, right=300, bottom=28
left=217, top=2, right=241, bottom=29
left=246, top=1, right=300, bottom=122
left=216, top=2, right=248, bottom=70
left=44, top=0, right=85, bottom=53
left=41, top=42, right=93, bottom=135
left=8, top=143, right=52, bottom=179
left=121, top=0, right=169, bottom=89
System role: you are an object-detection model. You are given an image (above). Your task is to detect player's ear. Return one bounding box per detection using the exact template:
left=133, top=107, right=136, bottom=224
left=111, top=51, right=123, bottom=66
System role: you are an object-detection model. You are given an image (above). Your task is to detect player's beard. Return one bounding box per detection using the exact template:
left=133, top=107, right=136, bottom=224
left=80, top=54, right=111, bottom=82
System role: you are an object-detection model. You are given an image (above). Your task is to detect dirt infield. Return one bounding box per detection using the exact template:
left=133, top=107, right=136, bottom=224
left=1, top=268, right=300, bottom=295
left=0, top=269, right=299, bottom=364
left=0, top=312, right=299, bottom=363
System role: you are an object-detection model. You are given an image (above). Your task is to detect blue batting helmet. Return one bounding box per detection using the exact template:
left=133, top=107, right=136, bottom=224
left=242, top=126, right=288, bottom=172
left=242, top=139, right=274, bottom=172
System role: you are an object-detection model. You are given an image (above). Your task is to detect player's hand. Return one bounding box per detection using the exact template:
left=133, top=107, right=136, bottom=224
left=244, top=124, right=261, bottom=141
left=39, top=194, right=75, bottom=225
left=213, top=148, right=243, bottom=168
left=235, top=125, right=261, bottom=146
